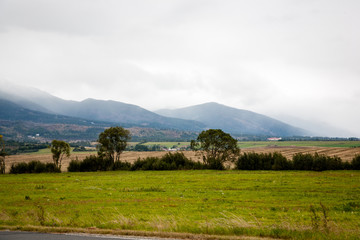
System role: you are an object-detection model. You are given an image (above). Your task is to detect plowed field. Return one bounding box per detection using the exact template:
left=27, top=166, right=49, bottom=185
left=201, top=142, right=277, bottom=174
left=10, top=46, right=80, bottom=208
left=4, top=146, right=360, bottom=173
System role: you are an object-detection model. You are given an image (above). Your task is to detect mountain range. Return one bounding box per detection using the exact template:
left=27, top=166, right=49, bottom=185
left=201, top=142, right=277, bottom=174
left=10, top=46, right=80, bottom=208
left=0, top=81, right=308, bottom=141
left=156, top=102, right=305, bottom=137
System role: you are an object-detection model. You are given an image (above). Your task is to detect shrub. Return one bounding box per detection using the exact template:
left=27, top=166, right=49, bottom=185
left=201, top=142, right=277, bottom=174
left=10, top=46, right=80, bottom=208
left=27, top=161, right=40, bottom=173
left=293, top=153, right=313, bottom=170
left=68, top=155, right=130, bottom=172
left=312, top=153, right=328, bottom=171
left=113, top=160, right=131, bottom=170
left=134, top=144, right=149, bottom=151
left=236, top=152, right=290, bottom=170
left=162, top=152, right=204, bottom=170
left=131, top=157, right=158, bottom=170
left=205, top=157, right=225, bottom=170
left=311, top=153, right=344, bottom=171
left=45, top=163, right=60, bottom=173
left=34, top=162, right=46, bottom=173
left=68, top=159, right=81, bottom=172
left=10, top=161, right=60, bottom=174
left=343, top=161, right=352, bottom=170
left=351, top=155, right=360, bottom=170
left=325, top=155, right=343, bottom=170
left=10, top=162, right=28, bottom=174
left=130, top=152, right=205, bottom=171
left=292, top=153, right=346, bottom=171
left=78, top=155, right=111, bottom=172
left=235, top=152, right=258, bottom=170
left=272, top=152, right=292, bottom=170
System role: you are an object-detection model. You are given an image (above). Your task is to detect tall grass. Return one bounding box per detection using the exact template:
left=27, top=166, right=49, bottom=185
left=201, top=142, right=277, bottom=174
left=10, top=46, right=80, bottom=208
left=1, top=170, right=359, bottom=239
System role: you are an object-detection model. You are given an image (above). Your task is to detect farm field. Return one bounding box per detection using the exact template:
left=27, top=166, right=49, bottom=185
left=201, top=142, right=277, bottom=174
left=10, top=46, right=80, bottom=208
left=238, top=140, right=360, bottom=148
left=0, top=170, right=359, bottom=239
left=4, top=142, right=360, bottom=173
left=130, top=141, right=360, bottom=149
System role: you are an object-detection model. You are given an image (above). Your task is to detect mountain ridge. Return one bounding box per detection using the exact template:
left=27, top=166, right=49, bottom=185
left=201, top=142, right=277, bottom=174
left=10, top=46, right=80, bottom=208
left=0, top=81, right=308, bottom=139
left=0, top=81, right=206, bottom=132
left=156, top=102, right=307, bottom=136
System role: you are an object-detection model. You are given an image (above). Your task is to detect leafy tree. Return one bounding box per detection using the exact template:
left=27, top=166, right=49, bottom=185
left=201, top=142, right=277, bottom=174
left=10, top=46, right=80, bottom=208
left=134, top=144, right=149, bottom=151
left=0, top=135, right=6, bottom=174
left=190, top=129, right=240, bottom=167
left=50, top=140, right=71, bottom=170
left=97, top=126, right=131, bottom=164
left=351, top=155, right=360, bottom=170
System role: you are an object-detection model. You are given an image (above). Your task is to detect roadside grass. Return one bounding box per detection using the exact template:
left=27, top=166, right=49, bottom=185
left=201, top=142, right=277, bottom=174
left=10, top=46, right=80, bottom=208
left=1, top=170, right=359, bottom=239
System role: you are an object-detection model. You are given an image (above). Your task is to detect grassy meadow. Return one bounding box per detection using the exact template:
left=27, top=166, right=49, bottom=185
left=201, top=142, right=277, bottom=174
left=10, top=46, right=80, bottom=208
left=0, top=170, right=359, bottom=239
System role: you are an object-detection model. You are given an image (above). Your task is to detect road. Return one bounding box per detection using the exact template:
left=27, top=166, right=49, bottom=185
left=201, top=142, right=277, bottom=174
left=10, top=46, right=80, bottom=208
left=0, top=231, right=169, bottom=240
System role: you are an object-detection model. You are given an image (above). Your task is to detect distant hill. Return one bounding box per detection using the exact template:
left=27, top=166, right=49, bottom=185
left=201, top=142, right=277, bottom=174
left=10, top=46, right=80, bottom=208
left=60, top=98, right=206, bottom=131
left=1, top=81, right=308, bottom=139
left=0, top=99, right=100, bottom=125
left=156, top=102, right=307, bottom=136
left=0, top=99, right=199, bottom=141
left=0, top=99, right=109, bottom=141
left=0, top=81, right=205, bottom=132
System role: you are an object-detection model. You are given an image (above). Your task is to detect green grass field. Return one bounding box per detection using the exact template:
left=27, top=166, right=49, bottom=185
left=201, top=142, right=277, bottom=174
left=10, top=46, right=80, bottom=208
left=1, top=170, right=359, bottom=239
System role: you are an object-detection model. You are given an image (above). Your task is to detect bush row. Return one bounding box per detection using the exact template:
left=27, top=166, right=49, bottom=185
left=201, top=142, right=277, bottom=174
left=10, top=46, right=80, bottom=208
left=68, top=152, right=210, bottom=172
left=236, top=152, right=290, bottom=170
left=68, top=155, right=131, bottom=172
left=10, top=153, right=360, bottom=173
left=236, top=152, right=360, bottom=171
left=131, top=152, right=206, bottom=170
left=10, top=161, right=60, bottom=174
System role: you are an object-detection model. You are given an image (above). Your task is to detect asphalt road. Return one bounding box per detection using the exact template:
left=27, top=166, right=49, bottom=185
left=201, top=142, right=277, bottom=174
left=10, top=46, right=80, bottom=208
left=0, top=231, right=168, bottom=240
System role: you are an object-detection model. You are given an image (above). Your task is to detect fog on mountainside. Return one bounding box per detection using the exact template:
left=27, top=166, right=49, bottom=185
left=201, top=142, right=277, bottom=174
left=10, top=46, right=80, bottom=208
left=1, top=80, right=354, bottom=139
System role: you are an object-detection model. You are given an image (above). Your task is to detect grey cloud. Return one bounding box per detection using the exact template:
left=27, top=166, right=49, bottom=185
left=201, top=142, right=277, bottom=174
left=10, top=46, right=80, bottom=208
left=0, top=0, right=360, bottom=136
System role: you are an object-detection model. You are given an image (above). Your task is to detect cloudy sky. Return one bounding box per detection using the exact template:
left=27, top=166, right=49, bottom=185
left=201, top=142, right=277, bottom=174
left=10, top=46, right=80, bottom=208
left=0, top=0, right=359, bottom=136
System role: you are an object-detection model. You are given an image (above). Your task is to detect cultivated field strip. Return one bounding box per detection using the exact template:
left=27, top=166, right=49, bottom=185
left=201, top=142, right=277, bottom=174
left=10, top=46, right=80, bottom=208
left=5, top=147, right=360, bottom=173
left=241, top=146, right=360, bottom=162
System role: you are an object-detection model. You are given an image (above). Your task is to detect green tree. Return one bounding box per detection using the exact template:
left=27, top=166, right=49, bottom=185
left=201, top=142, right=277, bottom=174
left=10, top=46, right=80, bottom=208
left=0, top=135, right=6, bottom=174
left=50, top=140, right=71, bottom=171
left=134, top=144, right=149, bottom=151
left=97, top=126, right=131, bottom=164
left=190, top=129, right=240, bottom=167
left=351, top=154, right=360, bottom=170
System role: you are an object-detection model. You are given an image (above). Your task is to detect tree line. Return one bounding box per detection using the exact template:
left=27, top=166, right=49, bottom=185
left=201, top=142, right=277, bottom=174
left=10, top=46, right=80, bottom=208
left=236, top=152, right=360, bottom=171
left=4, top=127, right=360, bottom=174
left=67, top=128, right=360, bottom=172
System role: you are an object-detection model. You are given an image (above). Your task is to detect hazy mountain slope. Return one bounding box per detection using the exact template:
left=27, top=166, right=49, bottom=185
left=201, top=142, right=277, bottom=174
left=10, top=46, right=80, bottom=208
left=0, top=81, right=205, bottom=131
left=0, top=99, right=199, bottom=141
left=1, top=80, right=306, bottom=136
left=0, top=86, right=52, bottom=113
left=0, top=99, right=102, bottom=125
left=156, top=102, right=307, bottom=136
left=0, top=99, right=109, bottom=141
left=64, top=98, right=206, bottom=131
left=0, top=79, right=77, bottom=114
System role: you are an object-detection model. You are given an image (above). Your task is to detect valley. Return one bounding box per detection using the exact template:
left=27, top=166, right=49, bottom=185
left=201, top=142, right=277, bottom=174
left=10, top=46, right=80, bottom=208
left=4, top=143, right=360, bottom=173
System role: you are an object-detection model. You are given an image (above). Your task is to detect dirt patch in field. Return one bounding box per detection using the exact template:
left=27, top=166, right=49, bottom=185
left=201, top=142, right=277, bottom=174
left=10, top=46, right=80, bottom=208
left=4, top=147, right=360, bottom=173
left=242, top=146, right=360, bottom=162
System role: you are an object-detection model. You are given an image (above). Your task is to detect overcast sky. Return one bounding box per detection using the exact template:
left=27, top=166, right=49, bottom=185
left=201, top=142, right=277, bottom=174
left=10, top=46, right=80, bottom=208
left=0, top=0, right=359, bottom=137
